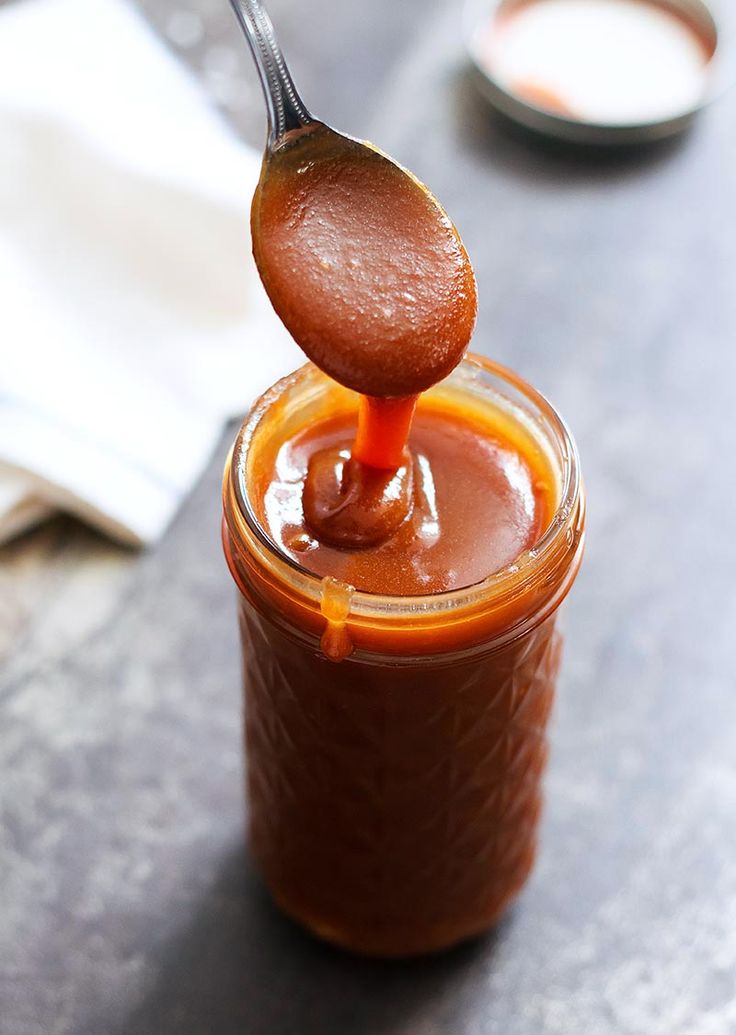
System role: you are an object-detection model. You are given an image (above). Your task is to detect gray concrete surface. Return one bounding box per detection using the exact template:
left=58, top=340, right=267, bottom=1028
left=2, top=0, right=736, bottom=1032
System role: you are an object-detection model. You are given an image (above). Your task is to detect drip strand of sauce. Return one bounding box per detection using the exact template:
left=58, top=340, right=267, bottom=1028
left=319, top=576, right=354, bottom=662
left=352, top=395, right=418, bottom=470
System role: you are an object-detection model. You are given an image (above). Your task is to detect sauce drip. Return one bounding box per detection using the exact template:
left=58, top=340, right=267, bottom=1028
left=319, top=576, right=354, bottom=662
left=352, top=395, right=418, bottom=470
left=304, top=447, right=414, bottom=550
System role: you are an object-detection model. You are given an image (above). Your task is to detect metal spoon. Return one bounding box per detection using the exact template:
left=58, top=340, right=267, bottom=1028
left=228, top=0, right=316, bottom=150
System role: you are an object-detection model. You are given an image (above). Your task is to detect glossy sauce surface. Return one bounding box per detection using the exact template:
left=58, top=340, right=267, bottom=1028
left=259, top=399, right=555, bottom=595
left=251, top=125, right=477, bottom=399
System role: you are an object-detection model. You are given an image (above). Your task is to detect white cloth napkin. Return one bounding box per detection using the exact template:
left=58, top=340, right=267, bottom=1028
left=0, top=0, right=299, bottom=546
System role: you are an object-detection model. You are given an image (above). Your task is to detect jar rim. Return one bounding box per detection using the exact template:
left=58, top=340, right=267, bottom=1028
left=227, top=353, right=582, bottom=622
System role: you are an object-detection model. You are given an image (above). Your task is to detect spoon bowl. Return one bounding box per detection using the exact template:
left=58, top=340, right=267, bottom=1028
left=229, top=0, right=477, bottom=401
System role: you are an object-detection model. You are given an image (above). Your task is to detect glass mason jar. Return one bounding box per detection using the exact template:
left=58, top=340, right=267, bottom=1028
left=222, top=354, right=585, bottom=957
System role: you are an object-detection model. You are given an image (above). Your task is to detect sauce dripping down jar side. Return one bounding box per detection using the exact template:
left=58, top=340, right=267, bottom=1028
left=251, top=126, right=478, bottom=551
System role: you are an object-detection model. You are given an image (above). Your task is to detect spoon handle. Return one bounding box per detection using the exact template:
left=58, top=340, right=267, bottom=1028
left=228, top=0, right=314, bottom=148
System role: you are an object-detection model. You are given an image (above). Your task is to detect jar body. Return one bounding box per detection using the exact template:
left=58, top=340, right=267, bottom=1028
left=223, top=356, right=584, bottom=957
left=239, top=594, right=562, bottom=956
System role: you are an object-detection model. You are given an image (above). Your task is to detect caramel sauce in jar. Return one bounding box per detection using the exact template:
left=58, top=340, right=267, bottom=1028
left=223, top=357, right=584, bottom=956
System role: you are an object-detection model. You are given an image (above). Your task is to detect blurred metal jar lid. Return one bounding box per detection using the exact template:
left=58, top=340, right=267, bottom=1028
left=463, top=0, right=726, bottom=144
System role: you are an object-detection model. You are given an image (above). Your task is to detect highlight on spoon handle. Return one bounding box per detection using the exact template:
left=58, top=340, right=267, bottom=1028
left=228, top=0, right=313, bottom=148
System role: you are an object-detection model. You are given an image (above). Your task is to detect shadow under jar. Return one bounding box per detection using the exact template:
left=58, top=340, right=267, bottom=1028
left=222, top=354, right=585, bottom=957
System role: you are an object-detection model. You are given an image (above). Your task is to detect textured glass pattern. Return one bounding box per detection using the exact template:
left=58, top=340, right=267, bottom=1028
left=240, top=598, right=562, bottom=956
